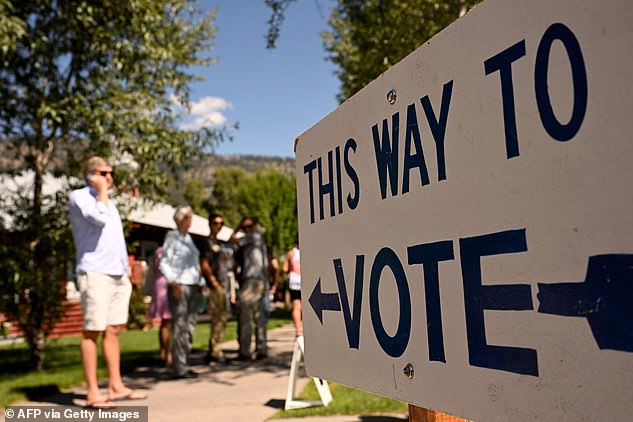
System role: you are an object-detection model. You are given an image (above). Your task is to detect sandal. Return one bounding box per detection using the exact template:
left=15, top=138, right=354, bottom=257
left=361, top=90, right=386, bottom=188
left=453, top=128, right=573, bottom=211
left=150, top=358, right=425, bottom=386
left=84, top=399, right=115, bottom=409
left=109, top=389, right=147, bottom=402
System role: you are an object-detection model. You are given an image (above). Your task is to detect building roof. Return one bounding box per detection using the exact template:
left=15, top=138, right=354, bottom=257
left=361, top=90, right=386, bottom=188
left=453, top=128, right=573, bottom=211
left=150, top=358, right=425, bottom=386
left=127, top=202, right=213, bottom=237
left=1, top=171, right=232, bottom=239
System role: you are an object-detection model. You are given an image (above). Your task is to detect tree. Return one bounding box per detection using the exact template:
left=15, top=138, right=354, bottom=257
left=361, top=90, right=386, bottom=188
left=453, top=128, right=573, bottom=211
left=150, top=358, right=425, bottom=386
left=264, top=0, right=298, bottom=49
left=209, top=167, right=297, bottom=257
left=207, top=166, right=249, bottom=228
left=0, top=187, right=72, bottom=369
left=265, top=0, right=481, bottom=102
left=183, top=179, right=210, bottom=217
left=234, top=169, right=298, bottom=257
left=324, top=0, right=481, bottom=102
left=0, top=0, right=224, bottom=370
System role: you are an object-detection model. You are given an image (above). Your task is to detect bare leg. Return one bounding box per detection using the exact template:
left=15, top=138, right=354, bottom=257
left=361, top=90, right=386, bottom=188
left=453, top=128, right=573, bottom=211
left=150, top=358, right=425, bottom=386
left=103, top=324, right=147, bottom=400
left=291, top=299, right=303, bottom=336
left=158, top=324, right=165, bottom=361
left=160, top=319, right=172, bottom=366
left=81, top=330, right=104, bottom=403
left=103, top=325, right=126, bottom=396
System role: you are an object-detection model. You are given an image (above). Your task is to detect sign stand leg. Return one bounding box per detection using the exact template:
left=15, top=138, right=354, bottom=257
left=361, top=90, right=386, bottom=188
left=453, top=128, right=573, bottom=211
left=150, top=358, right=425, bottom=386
left=408, top=404, right=468, bottom=422
left=284, top=335, right=333, bottom=410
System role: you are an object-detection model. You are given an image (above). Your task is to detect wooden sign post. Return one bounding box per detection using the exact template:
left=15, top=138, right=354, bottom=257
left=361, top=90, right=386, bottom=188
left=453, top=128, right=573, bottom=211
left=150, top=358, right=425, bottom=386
left=409, top=405, right=467, bottom=422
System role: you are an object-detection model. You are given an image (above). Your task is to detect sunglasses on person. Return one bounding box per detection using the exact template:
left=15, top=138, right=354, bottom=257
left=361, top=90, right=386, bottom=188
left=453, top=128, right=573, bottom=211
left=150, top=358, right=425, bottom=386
left=211, top=220, right=224, bottom=226
left=241, top=224, right=254, bottom=230
left=93, top=170, right=114, bottom=177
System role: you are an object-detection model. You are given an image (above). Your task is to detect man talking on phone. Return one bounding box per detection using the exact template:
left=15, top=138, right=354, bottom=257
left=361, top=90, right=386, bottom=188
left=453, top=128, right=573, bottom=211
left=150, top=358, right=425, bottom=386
left=68, top=156, right=146, bottom=407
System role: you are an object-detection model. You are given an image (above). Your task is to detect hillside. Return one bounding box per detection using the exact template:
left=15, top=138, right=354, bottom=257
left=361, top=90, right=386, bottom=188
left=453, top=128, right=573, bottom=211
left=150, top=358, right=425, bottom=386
left=0, top=144, right=296, bottom=205
left=164, top=153, right=295, bottom=205
left=187, top=153, right=295, bottom=184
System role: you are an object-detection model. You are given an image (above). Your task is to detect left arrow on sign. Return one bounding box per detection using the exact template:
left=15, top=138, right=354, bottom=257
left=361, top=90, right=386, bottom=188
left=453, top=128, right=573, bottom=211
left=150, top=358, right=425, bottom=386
left=309, top=278, right=342, bottom=324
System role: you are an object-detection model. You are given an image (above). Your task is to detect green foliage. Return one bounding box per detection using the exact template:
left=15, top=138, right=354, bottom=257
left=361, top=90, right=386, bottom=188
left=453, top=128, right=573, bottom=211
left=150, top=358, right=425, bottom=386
left=1, top=0, right=226, bottom=192
left=183, top=179, right=210, bottom=217
left=207, top=166, right=248, bottom=227
left=323, top=0, right=482, bottom=102
left=265, top=0, right=481, bottom=101
left=0, top=189, right=73, bottom=371
left=209, top=167, right=298, bottom=256
left=0, top=0, right=224, bottom=370
left=264, top=0, right=298, bottom=49
left=0, top=0, right=25, bottom=57
left=126, top=284, right=149, bottom=330
left=235, top=169, right=298, bottom=257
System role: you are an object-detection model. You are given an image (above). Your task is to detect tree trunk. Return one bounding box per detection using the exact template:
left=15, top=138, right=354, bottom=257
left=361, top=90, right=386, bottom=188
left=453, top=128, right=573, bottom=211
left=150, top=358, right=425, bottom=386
left=25, top=141, right=56, bottom=371
left=32, top=141, right=54, bottom=232
left=28, top=329, right=47, bottom=372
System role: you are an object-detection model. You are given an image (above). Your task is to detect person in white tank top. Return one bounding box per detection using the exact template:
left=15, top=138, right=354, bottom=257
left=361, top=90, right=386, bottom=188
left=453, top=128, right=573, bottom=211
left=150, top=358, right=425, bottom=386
left=283, top=245, right=302, bottom=336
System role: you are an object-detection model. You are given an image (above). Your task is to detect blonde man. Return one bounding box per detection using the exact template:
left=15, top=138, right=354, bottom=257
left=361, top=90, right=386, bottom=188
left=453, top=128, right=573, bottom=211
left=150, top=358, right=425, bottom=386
left=68, top=156, right=146, bottom=407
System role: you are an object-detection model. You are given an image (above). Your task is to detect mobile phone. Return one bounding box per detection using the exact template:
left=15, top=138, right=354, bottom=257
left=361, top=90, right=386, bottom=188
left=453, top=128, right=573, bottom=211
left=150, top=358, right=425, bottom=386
left=85, top=173, right=94, bottom=185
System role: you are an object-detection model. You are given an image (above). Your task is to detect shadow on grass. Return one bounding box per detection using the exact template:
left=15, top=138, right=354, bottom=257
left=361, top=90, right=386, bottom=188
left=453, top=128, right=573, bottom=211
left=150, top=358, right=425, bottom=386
left=0, top=339, right=89, bottom=375
left=16, top=384, right=61, bottom=400
left=120, top=350, right=162, bottom=373
left=11, top=385, right=82, bottom=406
left=10, top=384, right=82, bottom=407
left=0, top=359, right=32, bottom=376
left=269, top=307, right=291, bottom=320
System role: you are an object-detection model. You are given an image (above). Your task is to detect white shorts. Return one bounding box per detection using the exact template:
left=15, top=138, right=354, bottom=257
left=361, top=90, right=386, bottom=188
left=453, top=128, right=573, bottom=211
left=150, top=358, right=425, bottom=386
left=77, top=272, right=132, bottom=331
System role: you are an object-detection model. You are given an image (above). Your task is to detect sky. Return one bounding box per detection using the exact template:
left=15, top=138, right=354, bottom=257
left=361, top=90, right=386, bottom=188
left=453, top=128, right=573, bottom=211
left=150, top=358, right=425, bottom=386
left=178, top=0, right=340, bottom=158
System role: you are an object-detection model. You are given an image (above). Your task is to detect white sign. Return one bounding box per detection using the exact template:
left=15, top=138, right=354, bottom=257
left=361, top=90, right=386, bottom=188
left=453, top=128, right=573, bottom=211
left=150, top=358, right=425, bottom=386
left=295, top=0, right=633, bottom=421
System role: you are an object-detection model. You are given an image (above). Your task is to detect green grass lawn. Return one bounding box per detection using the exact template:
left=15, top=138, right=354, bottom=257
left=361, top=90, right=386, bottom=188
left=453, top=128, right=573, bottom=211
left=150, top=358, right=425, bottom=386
left=271, top=380, right=408, bottom=419
left=0, top=309, right=291, bottom=408
left=0, top=308, right=408, bottom=418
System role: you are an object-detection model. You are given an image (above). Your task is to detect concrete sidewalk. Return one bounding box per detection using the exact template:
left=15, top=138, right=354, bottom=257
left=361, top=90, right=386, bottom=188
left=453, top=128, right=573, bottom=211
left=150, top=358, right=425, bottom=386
left=8, top=325, right=407, bottom=422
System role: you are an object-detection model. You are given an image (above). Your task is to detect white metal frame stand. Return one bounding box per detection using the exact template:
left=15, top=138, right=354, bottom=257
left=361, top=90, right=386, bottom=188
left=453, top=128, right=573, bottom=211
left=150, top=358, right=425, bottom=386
left=284, top=335, right=333, bottom=410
